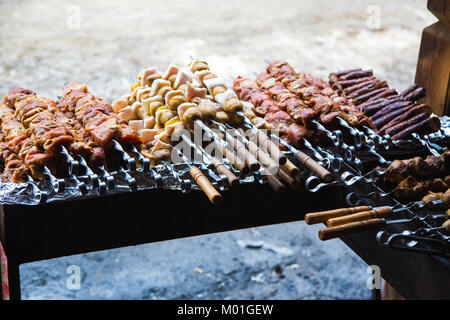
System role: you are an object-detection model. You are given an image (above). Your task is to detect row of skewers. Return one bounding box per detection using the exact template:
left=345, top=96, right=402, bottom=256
left=307, top=148, right=450, bottom=258
left=112, top=60, right=335, bottom=201
left=0, top=59, right=338, bottom=205
left=374, top=151, right=450, bottom=203
left=0, top=84, right=146, bottom=197
left=233, top=60, right=375, bottom=150
left=0, top=59, right=447, bottom=205
left=306, top=203, right=450, bottom=243
left=329, top=69, right=441, bottom=140
left=232, top=60, right=446, bottom=170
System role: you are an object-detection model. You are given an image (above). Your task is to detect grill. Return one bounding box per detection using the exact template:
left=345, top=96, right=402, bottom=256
left=1, top=21, right=450, bottom=299
left=0, top=115, right=448, bottom=299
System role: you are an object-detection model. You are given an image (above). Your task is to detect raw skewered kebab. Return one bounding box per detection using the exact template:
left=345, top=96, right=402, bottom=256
left=161, top=64, right=251, bottom=182
left=263, top=60, right=374, bottom=129
left=233, top=75, right=320, bottom=148
left=262, top=62, right=392, bottom=151
left=188, top=59, right=288, bottom=166
left=329, top=68, right=440, bottom=139
left=259, top=62, right=388, bottom=163
left=166, top=62, right=287, bottom=177
left=58, top=81, right=163, bottom=189
left=3, top=88, right=100, bottom=180
left=233, top=74, right=360, bottom=165
left=0, top=98, right=65, bottom=189
left=0, top=97, right=59, bottom=180
left=119, top=66, right=235, bottom=188
left=58, top=82, right=142, bottom=150
left=113, top=67, right=226, bottom=198
left=233, top=71, right=365, bottom=163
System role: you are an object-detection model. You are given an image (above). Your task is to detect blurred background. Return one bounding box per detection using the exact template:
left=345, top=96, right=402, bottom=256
left=0, top=0, right=435, bottom=299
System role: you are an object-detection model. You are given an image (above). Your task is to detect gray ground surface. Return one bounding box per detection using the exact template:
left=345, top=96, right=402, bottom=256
left=0, top=0, right=435, bottom=299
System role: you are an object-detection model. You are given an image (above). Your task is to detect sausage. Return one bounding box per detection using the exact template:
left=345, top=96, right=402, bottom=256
left=371, top=101, right=412, bottom=121
left=400, top=83, right=419, bottom=98
left=365, top=88, right=397, bottom=103
left=404, top=87, right=426, bottom=101
left=329, top=69, right=363, bottom=84
left=338, top=70, right=373, bottom=81
left=331, top=76, right=376, bottom=90
left=362, top=96, right=402, bottom=116
left=391, top=117, right=435, bottom=140
left=345, top=80, right=380, bottom=98
left=353, top=87, right=392, bottom=105
left=377, top=104, right=431, bottom=135
left=373, top=104, right=414, bottom=129
left=384, top=113, right=428, bottom=137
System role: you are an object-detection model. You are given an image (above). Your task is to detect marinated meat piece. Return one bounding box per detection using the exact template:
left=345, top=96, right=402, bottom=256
left=59, top=82, right=142, bottom=149
left=286, top=123, right=313, bottom=147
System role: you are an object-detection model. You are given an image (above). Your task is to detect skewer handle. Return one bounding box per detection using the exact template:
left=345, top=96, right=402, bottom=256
left=326, top=208, right=392, bottom=227
left=216, top=142, right=248, bottom=174
left=247, top=139, right=278, bottom=169
left=190, top=166, right=222, bottom=204
left=305, top=206, right=371, bottom=225
left=264, top=169, right=287, bottom=194
left=295, top=151, right=333, bottom=182
left=210, top=157, right=239, bottom=187
left=233, top=137, right=260, bottom=171
left=281, top=159, right=300, bottom=177
left=277, top=167, right=301, bottom=189
left=256, top=130, right=287, bottom=165
left=319, top=218, right=386, bottom=241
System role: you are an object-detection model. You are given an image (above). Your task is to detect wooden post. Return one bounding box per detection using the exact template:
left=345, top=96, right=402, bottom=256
left=415, top=0, right=450, bottom=116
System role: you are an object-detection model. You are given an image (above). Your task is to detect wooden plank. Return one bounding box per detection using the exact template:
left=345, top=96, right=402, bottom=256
left=415, top=0, right=450, bottom=116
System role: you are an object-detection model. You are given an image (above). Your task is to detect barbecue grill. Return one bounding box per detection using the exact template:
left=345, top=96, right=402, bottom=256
left=1, top=0, right=450, bottom=301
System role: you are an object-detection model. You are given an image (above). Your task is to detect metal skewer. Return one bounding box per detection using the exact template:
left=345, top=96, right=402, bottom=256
left=25, top=175, right=48, bottom=204
left=270, top=135, right=333, bottom=182
left=216, top=121, right=302, bottom=188
left=161, top=159, right=191, bottom=193
left=235, top=112, right=287, bottom=165
left=75, top=155, right=103, bottom=192
left=60, top=145, right=79, bottom=176
left=210, top=120, right=260, bottom=172
left=194, top=119, right=249, bottom=175
left=42, top=166, right=65, bottom=193
left=111, top=140, right=137, bottom=171
left=95, top=164, right=115, bottom=190
left=172, top=146, right=222, bottom=204
left=128, top=145, right=163, bottom=188
left=179, top=133, right=230, bottom=189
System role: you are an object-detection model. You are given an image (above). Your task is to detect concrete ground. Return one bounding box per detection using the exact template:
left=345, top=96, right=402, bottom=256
left=0, top=0, right=435, bottom=299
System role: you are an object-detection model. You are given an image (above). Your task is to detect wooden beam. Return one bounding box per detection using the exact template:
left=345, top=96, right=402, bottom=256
left=415, top=0, right=450, bottom=116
